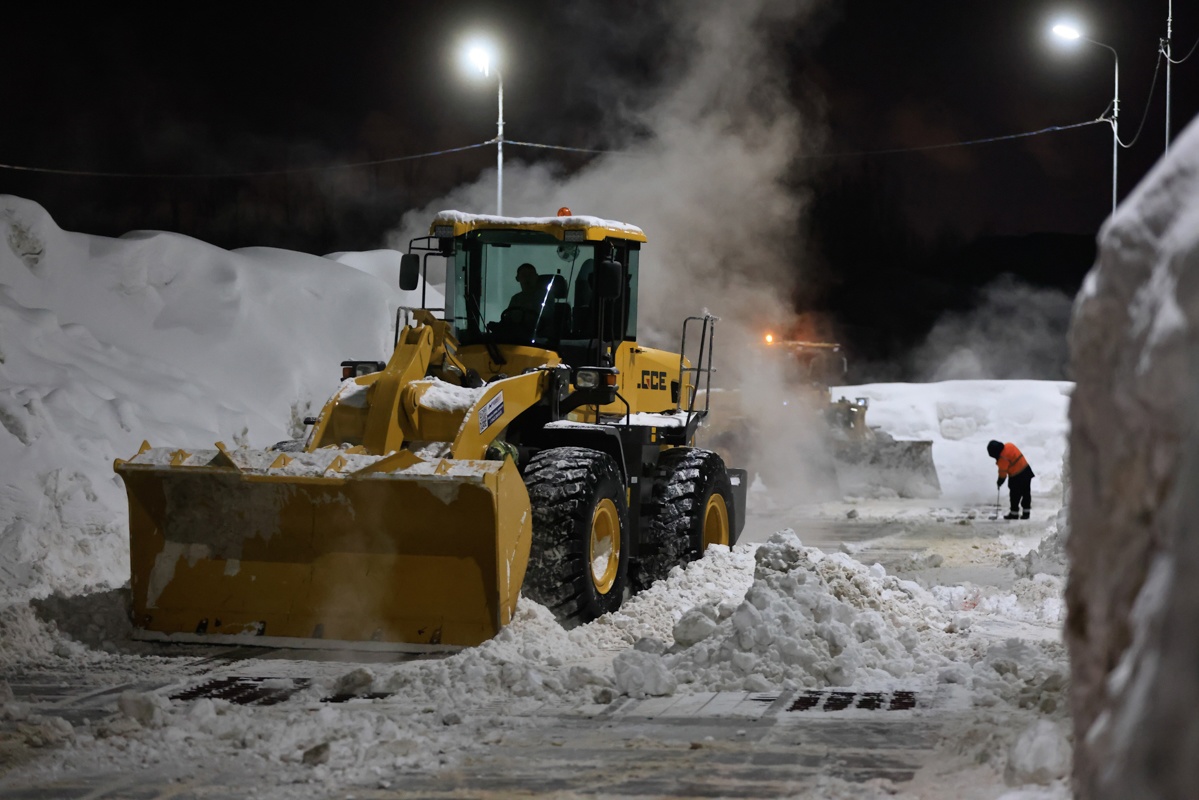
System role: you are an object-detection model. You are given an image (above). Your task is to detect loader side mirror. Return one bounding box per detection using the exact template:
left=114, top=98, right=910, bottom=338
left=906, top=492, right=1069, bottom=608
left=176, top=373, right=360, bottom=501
left=399, top=254, right=421, bottom=291
left=596, top=259, right=622, bottom=299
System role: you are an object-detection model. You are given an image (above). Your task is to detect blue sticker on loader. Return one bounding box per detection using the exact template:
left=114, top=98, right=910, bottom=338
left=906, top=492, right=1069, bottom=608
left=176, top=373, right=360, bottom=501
left=479, top=392, right=505, bottom=433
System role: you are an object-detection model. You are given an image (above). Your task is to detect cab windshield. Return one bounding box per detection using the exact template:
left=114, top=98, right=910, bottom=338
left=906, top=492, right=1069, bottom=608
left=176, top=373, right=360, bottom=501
left=445, top=230, right=638, bottom=356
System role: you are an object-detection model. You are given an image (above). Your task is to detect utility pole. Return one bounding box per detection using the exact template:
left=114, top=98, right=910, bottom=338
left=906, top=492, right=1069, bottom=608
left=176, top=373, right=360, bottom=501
left=1165, top=0, right=1174, bottom=152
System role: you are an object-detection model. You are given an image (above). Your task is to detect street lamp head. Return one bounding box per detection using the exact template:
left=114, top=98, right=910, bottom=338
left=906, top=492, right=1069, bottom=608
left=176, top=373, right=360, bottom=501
left=1051, top=22, right=1082, bottom=42
left=468, top=46, right=490, bottom=76
left=463, top=39, right=497, bottom=78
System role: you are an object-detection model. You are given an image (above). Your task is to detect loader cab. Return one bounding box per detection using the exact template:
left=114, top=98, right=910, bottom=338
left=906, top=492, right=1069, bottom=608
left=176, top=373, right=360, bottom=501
left=444, top=229, right=641, bottom=368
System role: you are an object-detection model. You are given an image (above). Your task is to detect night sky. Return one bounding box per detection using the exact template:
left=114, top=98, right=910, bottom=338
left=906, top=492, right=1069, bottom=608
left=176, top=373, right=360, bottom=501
left=3, top=1, right=1194, bottom=378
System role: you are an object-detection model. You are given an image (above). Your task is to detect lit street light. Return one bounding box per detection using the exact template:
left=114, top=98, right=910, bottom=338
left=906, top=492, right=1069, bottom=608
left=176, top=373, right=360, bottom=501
left=1052, top=22, right=1120, bottom=216
left=465, top=41, right=504, bottom=215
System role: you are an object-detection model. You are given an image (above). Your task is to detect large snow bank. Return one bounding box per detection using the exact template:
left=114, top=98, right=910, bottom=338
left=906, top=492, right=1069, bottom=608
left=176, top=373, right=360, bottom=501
left=1067, top=116, right=1199, bottom=797
left=0, top=196, right=427, bottom=602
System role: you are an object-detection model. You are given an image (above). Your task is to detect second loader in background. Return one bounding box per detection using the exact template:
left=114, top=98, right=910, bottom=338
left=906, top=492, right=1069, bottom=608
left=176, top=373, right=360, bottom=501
left=697, top=335, right=940, bottom=500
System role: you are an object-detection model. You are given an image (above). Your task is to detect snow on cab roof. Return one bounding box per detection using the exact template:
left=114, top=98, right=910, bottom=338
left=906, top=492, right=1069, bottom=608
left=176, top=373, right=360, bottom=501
left=430, top=210, right=647, bottom=243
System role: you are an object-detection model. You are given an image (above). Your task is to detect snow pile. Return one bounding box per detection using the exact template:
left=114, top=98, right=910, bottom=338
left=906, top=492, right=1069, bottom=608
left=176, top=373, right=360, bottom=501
left=834, top=380, right=1072, bottom=500
left=0, top=195, right=429, bottom=603
left=1066, top=116, right=1199, bottom=798
left=663, top=531, right=951, bottom=691
left=1003, top=529, right=1067, bottom=580
left=301, top=532, right=1068, bottom=714
left=0, top=602, right=101, bottom=669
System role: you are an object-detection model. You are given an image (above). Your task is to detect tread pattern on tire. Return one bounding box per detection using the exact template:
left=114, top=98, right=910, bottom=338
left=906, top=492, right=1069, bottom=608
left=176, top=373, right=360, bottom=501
left=521, top=446, right=629, bottom=628
left=633, top=447, right=733, bottom=591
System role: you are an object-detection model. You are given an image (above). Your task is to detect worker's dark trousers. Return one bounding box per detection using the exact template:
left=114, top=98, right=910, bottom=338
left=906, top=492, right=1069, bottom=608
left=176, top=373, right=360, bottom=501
left=1008, top=468, right=1034, bottom=512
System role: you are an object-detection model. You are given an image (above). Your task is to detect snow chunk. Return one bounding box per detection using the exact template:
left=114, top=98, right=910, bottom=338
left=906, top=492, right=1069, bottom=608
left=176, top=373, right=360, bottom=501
left=1005, top=719, right=1072, bottom=785
left=613, top=650, right=678, bottom=698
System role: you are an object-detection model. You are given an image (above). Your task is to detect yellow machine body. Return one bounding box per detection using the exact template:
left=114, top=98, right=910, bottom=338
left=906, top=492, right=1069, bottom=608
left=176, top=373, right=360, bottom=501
left=115, top=311, right=552, bottom=650
left=117, top=453, right=529, bottom=649
left=114, top=213, right=734, bottom=650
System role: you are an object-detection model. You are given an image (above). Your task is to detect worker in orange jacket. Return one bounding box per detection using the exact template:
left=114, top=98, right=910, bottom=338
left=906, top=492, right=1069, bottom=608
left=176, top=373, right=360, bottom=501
left=987, top=440, right=1035, bottom=520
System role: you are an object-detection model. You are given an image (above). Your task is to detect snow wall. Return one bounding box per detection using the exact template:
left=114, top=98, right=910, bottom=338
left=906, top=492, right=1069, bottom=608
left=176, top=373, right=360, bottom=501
left=0, top=195, right=430, bottom=603
left=1067, top=116, right=1199, bottom=797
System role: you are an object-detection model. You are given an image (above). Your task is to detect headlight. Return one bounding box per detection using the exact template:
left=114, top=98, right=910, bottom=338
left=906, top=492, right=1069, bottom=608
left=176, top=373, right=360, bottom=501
left=563, top=229, right=586, bottom=243
left=575, top=368, right=618, bottom=389
left=434, top=225, right=455, bottom=238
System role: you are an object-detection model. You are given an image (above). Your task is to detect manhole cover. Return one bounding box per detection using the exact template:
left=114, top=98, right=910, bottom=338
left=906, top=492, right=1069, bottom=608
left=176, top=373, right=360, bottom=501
left=787, top=690, right=917, bottom=712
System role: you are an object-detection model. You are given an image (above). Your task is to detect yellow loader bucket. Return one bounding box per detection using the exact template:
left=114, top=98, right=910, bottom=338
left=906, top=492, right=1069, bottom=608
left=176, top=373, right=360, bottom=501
left=114, top=447, right=532, bottom=650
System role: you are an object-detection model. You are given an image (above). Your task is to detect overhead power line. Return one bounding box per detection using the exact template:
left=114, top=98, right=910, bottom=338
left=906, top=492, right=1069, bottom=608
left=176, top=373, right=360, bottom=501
left=1166, top=32, right=1199, bottom=64
left=0, top=142, right=494, bottom=179
left=0, top=119, right=1111, bottom=179
left=809, top=119, right=1108, bottom=160
left=1118, top=50, right=1165, bottom=149
left=510, top=121, right=1109, bottom=160
left=505, top=139, right=618, bottom=155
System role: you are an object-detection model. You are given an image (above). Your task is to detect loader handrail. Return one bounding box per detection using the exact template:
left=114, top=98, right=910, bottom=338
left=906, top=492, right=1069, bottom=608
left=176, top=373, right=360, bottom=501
left=677, top=313, right=718, bottom=419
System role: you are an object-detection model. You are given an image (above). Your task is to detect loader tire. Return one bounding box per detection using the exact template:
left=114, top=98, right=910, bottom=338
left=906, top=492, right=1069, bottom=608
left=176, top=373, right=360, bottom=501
left=633, top=448, right=733, bottom=592
left=522, top=447, right=630, bottom=628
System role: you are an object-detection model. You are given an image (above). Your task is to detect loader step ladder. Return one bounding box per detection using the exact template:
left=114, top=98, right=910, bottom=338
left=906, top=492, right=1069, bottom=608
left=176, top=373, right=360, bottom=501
left=674, top=314, right=718, bottom=439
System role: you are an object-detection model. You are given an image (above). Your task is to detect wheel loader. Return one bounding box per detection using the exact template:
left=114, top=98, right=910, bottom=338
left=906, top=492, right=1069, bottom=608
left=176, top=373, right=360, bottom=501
left=114, top=209, right=747, bottom=651
left=696, top=336, right=940, bottom=499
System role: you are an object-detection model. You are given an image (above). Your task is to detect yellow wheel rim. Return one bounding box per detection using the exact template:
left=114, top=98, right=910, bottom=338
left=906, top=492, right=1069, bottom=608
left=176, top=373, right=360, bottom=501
left=590, top=498, right=621, bottom=594
left=702, top=492, right=730, bottom=551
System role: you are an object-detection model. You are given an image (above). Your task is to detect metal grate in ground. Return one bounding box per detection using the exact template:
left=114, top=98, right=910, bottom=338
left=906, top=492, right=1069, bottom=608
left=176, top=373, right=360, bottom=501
left=323, top=691, right=392, bottom=703
left=170, top=676, right=311, bottom=706
left=787, top=690, right=917, bottom=712
left=169, top=676, right=399, bottom=706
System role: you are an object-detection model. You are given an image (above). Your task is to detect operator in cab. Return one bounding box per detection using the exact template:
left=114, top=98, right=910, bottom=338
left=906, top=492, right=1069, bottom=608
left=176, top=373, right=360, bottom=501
left=507, top=263, right=544, bottom=319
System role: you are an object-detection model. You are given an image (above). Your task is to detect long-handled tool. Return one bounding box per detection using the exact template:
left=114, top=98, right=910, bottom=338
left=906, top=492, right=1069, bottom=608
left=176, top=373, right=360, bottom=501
left=987, top=486, right=1000, bottom=520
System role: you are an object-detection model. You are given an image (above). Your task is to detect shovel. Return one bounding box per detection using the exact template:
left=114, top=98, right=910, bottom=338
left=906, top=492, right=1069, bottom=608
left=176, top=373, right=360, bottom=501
left=987, top=486, right=1000, bottom=520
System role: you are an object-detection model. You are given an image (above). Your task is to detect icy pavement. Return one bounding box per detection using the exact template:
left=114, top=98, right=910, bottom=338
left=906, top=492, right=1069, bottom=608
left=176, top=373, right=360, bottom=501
left=0, top=498, right=1072, bottom=799
left=0, top=675, right=1065, bottom=799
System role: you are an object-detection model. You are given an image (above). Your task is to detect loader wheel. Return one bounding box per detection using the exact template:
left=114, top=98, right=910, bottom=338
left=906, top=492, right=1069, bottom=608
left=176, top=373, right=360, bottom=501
left=521, top=447, right=630, bottom=627
left=633, top=448, right=734, bottom=592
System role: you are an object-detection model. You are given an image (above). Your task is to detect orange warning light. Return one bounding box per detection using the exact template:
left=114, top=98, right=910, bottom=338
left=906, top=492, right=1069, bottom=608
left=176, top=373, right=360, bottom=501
left=557, top=207, right=572, bottom=217
left=765, top=333, right=774, bottom=344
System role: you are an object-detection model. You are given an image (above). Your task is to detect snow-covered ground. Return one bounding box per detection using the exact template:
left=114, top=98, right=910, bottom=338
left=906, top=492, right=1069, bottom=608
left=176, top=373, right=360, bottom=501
left=0, top=196, right=1071, bottom=798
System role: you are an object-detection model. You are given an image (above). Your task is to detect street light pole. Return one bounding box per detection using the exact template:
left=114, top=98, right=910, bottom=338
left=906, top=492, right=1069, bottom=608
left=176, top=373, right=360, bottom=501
left=1052, top=24, right=1121, bottom=216
left=466, top=43, right=504, bottom=215
left=1164, top=0, right=1173, bottom=152
left=496, top=70, right=504, bottom=216
left=1100, top=40, right=1120, bottom=216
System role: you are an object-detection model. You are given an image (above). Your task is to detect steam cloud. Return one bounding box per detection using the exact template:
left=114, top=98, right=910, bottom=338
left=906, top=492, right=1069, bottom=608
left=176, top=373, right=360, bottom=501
left=391, top=0, right=821, bottom=351
left=907, top=276, right=1074, bottom=382
left=390, top=0, right=842, bottom=504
